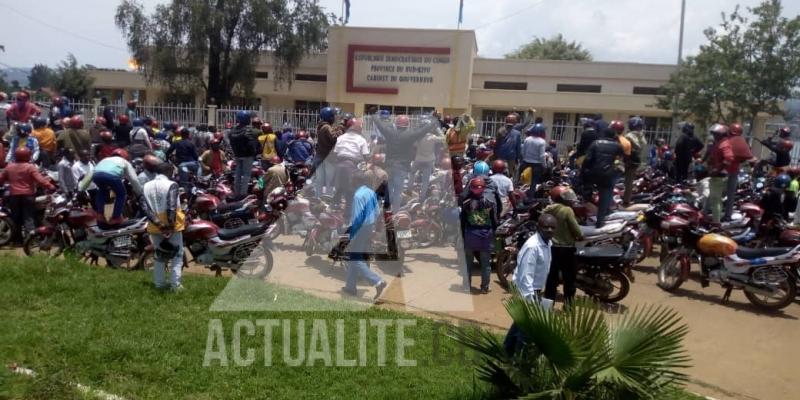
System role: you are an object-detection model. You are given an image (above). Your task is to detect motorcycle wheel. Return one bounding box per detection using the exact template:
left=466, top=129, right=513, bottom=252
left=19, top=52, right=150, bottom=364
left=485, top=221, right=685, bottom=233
left=23, top=232, right=64, bottom=258
left=302, top=230, right=316, bottom=257
left=743, top=276, right=796, bottom=311
left=415, top=228, right=442, bottom=248
left=657, top=253, right=685, bottom=292
left=0, top=217, right=15, bottom=247
left=495, top=250, right=516, bottom=290
left=233, top=244, right=274, bottom=280
left=588, top=269, right=630, bottom=303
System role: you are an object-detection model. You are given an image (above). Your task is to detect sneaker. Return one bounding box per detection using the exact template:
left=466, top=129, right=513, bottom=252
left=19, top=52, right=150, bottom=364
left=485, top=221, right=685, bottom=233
left=480, top=287, right=491, bottom=295
left=171, top=285, right=185, bottom=292
left=108, top=216, right=127, bottom=225
left=374, top=281, right=387, bottom=300
left=340, top=287, right=357, bottom=297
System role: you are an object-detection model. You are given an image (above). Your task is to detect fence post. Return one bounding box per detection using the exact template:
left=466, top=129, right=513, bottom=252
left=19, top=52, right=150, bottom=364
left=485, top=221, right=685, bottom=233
left=92, top=98, right=101, bottom=120
left=207, top=104, right=217, bottom=127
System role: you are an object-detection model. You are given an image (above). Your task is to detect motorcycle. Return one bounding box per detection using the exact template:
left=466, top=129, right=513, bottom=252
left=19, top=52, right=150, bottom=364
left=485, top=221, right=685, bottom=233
left=657, top=228, right=797, bottom=311
left=303, top=200, right=345, bottom=257
left=24, top=196, right=150, bottom=269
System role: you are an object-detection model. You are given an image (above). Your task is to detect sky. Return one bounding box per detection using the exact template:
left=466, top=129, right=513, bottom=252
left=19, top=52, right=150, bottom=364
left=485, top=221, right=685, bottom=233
left=0, top=0, right=798, bottom=70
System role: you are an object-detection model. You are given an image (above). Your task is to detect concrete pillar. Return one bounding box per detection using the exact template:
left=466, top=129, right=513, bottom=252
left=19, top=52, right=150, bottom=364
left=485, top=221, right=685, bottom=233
left=92, top=98, right=101, bottom=120
left=207, top=104, right=217, bottom=127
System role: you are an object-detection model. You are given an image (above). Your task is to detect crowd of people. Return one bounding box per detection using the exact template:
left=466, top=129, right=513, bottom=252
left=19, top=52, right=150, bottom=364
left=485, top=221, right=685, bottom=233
left=0, top=89, right=796, bottom=299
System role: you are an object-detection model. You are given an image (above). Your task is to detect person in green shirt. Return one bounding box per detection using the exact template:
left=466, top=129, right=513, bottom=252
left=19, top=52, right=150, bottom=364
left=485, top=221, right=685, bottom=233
left=784, top=168, right=799, bottom=217
left=542, top=186, right=583, bottom=303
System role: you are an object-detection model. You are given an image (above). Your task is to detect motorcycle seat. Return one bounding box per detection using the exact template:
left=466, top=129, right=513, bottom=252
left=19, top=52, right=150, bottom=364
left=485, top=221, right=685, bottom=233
left=217, top=223, right=267, bottom=240
left=622, top=204, right=649, bottom=212
left=735, top=246, right=794, bottom=260
left=580, top=221, right=626, bottom=238
left=575, top=246, right=624, bottom=265
left=98, top=218, right=142, bottom=230
left=215, top=198, right=252, bottom=213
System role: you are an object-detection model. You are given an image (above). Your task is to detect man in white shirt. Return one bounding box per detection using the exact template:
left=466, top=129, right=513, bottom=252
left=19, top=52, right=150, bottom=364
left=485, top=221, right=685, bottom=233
left=412, top=127, right=444, bottom=202
left=332, top=118, right=370, bottom=217
left=520, top=123, right=548, bottom=194
left=58, top=149, right=78, bottom=196
left=504, top=213, right=557, bottom=355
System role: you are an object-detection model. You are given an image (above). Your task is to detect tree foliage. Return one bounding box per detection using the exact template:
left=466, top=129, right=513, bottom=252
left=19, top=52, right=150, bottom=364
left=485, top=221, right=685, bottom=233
left=52, top=54, right=96, bottom=101
left=658, top=0, right=800, bottom=131
left=115, top=0, right=332, bottom=106
left=505, top=34, right=592, bottom=61
left=27, top=64, right=55, bottom=91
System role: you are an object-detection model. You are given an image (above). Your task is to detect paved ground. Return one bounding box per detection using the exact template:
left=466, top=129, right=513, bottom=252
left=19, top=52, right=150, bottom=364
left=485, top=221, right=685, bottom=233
left=246, top=235, right=799, bottom=400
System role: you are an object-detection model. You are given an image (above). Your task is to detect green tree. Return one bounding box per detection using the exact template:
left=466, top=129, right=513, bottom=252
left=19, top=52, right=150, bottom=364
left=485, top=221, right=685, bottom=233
left=450, top=294, right=690, bottom=399
left=115, top=0, right=332, bottom=106
left=658, top=0, right=800, bottom=132
left=28, top=64, right=55, bottom=91
left=10, top=80, right=21, bottom=92
left=505, top=34, right=592, bottom=61
left=52, top=54, right=96, bottom=100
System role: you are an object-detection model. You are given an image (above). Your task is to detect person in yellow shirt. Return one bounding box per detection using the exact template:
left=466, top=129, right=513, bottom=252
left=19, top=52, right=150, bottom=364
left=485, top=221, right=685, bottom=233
left=258, top=123, right=278, bottom=168
left=31, top=116, right=56, bottom=167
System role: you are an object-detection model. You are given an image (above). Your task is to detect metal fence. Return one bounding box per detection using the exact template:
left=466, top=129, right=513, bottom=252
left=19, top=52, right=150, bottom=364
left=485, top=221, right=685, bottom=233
left=216, top=107, right=319, bottom=133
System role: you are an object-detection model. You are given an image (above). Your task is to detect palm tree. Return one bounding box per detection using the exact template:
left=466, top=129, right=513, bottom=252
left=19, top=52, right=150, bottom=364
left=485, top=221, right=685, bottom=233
left=450, top=293, right=691, bottom=399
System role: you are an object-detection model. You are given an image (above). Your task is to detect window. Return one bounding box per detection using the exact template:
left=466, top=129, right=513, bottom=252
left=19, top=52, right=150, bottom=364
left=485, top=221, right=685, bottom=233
left=255, top=71, right=269, bottom=79
left=363, top=104, right=434, bottom=115
left=552, top=112, right=570, bottom=142
left=632, top=86, right=663, bottom=95
left=483, top=81, right=528, bottom=91
left=479, top=109, right=515, bottom=137
left=295, top=74, right=327, bottom=82
left=556, top=84, right=601, bottom=93
left=295, top=100, right=328, bottom=112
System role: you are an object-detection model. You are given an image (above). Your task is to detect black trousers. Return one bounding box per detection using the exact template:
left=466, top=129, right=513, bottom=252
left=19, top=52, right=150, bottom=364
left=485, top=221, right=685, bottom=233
left=675, top=159, right=691, bottom=183
left=545, top=246, right=577, bottom=302
left=9, top=195, right=35, bottom=243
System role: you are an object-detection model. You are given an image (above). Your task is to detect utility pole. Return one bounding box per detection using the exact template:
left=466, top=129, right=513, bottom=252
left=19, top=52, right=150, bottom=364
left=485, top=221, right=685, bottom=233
left=671, top=0, right=687, bottom=143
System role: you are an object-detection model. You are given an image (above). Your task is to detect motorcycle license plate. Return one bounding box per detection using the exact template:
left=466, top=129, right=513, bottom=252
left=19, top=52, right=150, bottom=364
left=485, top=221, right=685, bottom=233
left=397, top=230, right=412, bottom=239
left=113, top=235, right=132, bottom=248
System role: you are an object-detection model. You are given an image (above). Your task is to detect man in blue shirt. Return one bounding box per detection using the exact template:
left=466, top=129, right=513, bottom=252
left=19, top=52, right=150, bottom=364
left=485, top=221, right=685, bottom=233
left=503, top=213, right=557, bottom=355
left=342, top=171, right=388, bottom=300
left=165, top=127, right=200, bottom=192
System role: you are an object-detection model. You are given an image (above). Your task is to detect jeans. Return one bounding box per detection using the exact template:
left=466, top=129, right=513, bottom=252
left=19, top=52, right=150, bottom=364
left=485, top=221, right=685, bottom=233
left=723, top=172, right=738, bottom=220
left=9, top=195, right=34, bottom=242
left=150, top=231, right=184, bottom=289
left=413, top=161, right=435, bottom=202
left=709, top=177, right=726, bottom=223
left=675, top=159, right=691, bottom=182
left=333, top=159, right=359, bottom=216
left=344, top=221, right=382, bottom=292
left=464, top=250, right=491, bottom=290
left=545, top=246, right=577, bottom=303
left=387, top=160, right=411, bottom=212
left=594, top=175, right=615, bottom=228
left=313, top=154, right=336, bottom=197
left=93, top=171, right=127, bottom=220
left=234, top=156, right=254, bottom=197
left=623, top=167, right=637, bottom=205
left=178, top=161, right=200, bottom=191
left=504, top=323, right=525, bottom=356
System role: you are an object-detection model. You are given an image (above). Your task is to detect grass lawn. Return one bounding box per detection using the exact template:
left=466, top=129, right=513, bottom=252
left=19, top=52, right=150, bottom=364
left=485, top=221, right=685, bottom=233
left=0, top=256, right=706, bottom=400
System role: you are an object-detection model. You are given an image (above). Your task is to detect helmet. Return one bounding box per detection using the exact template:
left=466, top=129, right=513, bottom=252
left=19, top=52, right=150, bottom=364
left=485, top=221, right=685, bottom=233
left=628, top=116, right=644, bottom=131
left=774, top=174, right=791, bottom=189
left=99, top=130, right=113, bottom=142
left=16, top=90, right=30, bottom=101
left=527, top=123, right=546, bottom=137
left=468, top=177, right=486, bottom=196
left=142, top=115, right=154, bottom=126
left=342, top=112, right=355, bottom=125
left=296, top=130, right=309, bottom=140
left=235, top=110, right=251, bottom=126
left=111, top=148, right=130, bottom=160
left=70, top=115, right=84, bottom=129
left=210, top=138, right=221, bottom=148
left=17, top=123, right=33, bottom=135
left=491, top=159, right=506, bottom=173
left=443, top=114, right=453, bottom=125
left=261, top=123, right=273, bottom=134
left=349, top=118, right=363, bottom=133
left=0, top=92, right=6, bottom=101
left=61, top=117, right=71, bottom=128
left=371, top=153, right=385, bottom=166
left=729, top=123, right=743, bottom=136
left=781, top=139, right=794, bottom=152
left=378, top=109, right=391, bottom=119
left=32, top=116, right=48, bottom=129
left=549, top=139, right=557, bottom=147
left=126, top=99, right=137, bottom=108
left=395, top=115, right=410, bottom=128
left=53, top=96, right=64, bottom=106
left=132, top=118, right=143, bottom=127
left=787, top=167, right=800, bottom=178
left=319, top=107, right=336, bottom=123
left=251, top=117, right=262, bottom=127
left=143, top=154, right=162, bottom=172
left=178, top=126, right=190, bottom=137
left=151, top=119, right=159, bottom=129
left=609, top=120, right=625, bottom=133
left=95, top=116, right=106, bottom=126
left=682, top=122, right=695, bottom=135
left=451, top=155, right=465, bottom=169
left=778, top=126, right=792, bottom=138
left=14, top=147, right=32, bottom=163
left=473, top=161, right=490, bottom=176
left=709, top=123, right=729, bottom=138
left=550, top=185, right=577, bottom=203
left=581, top=118, right=595, bottom=129
left=663, top=151, right=673, bottom=161
left=504, top=113, right=518, bottom=125
left=693, top=163, right=708, bottom=179
left=269, top=156, right=282, bottom=165
left=118, top=115, right=130, bottom=125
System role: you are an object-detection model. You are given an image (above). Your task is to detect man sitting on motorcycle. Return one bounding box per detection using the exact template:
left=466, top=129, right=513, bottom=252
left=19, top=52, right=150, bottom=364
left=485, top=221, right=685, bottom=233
left=542, top=186, right=584, bottom=304
left=760, top=174, right=792, bottom=223
left=78, top=149, right=142, bottom=225
left=0, top=148, right=56, bottom=244
left=142, top=162, right=185, bottom=291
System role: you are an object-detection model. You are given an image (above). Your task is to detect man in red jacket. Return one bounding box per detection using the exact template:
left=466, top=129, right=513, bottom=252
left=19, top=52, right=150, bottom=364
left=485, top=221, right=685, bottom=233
left=0, top=148, right=55, bottom=243
left=706, top=124, right=734, bottom=223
